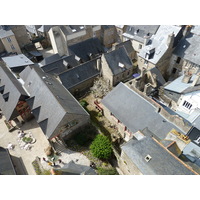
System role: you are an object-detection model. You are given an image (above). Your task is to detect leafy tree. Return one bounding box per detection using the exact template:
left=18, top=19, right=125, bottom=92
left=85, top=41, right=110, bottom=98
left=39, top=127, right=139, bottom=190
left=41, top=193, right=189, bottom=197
left=90, top=134, right=112, bottom=160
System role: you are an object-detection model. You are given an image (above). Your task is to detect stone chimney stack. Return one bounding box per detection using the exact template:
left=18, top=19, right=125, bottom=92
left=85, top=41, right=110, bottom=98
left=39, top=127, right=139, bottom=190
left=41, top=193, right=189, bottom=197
left=144, top=34, right=151, bottom=46
left=191, top=72, right=200, bottom=86
left=183, top=25, right=193, bottom=37
left=166, top=32, right=175, bottom=48
left=182, top=71, right=192, bottom=83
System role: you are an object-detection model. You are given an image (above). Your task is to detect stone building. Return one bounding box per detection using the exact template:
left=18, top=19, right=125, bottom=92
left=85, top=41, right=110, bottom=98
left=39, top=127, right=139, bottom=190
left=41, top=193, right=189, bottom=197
left=122, top=25, right=159, bottom=54
left=48, top=25, right=101, bottom=56
left=119, top=135, right=197, bottom=175
left=101, top=46, right=135, bottom=86
left=138, top=25, right=184, bottom=80
left=19, top=65, right=90, bottom=140
left=168, top=26, right=200, bottom=79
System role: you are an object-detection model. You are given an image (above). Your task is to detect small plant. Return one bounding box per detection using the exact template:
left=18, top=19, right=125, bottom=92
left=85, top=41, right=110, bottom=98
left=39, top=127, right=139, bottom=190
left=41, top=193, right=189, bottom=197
left=80, top=100, right=88, bottom=108
left=97, top=167, right=118, bottom=175
left=22, top=137, right=33, bottom=143
left=90, top=134, right=112, bottom=160
left=32, top=160, right=42, bottom=175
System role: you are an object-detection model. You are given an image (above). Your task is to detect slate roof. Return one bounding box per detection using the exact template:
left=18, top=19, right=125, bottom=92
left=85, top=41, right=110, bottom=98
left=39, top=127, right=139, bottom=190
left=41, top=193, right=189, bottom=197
left=59, top=25, right=86, bottom=36
left=0, top=29, right=14, bottom=39
left=173, top=33, right=200, bottom=66
left=104, top=46, right=133, bottom=75
left=2, top=54, right=33, bottom=68
left=0, top=147, right=16, bottom=175
left=41, top=55, right=80, bottom=75
left=121, top=136, right=195, bottom=175
left=149, top=67, right=166, bottom=86
left=58, top=59, right=100, bottom=90
left=58, top=160, right=96, bottom=175
left=123, top=25, right=160, bottom=43
left=115, top=40, right=135, bottom=55
left=39, top=53, right=61, bottom=66
left=164, top=74, right=199, bottom=94
left=0, top=62, right=29, bottom=120
left=102, top=82, right=186, bottom=140
left=20, top=66, right=89, bottom=139
left=68, top=38, right=105, bottom=62
left=139, top=25, right=182, bottom=65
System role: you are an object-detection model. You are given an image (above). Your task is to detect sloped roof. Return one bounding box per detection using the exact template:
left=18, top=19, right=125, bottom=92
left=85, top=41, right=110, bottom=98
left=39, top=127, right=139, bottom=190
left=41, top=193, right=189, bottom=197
left=20, top=66, right=89, bottom=138
left=58, top=160, right=96, bottom=175
left=121, top=136, right=195, bottom=175
left=164, top=74, right=199, bottom=94
left=123, top=25, right=159, bottom=43
left=149, top=67, right=166, bottom=86
left=104, top=46, right=133, bottom=75
left=115, top=40, right=135, bottom=55
left=39, top=53, right=61, bottom=66
left=2, top=54, right=33, bottom=68
left=58, top=59, right=99, bottom=89
left=0, top=29, right=14, bottom=39
left=0, top=147, right=16, bottom=175
left=102, top=82, right=186, bottom=140
left=139, top=25, right=182, bottom=64
left=41, top=55, right=80, bottom=75
left=68, top=38, right=105, bottom=62
left=0, top=62, right=29, bottom=120
left=173, top=33, right=200, bottom=66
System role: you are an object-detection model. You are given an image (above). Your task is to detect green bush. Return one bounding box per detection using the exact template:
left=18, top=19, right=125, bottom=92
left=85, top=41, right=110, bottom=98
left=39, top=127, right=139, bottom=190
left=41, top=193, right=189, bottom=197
left=90, top=134, right=112, bottom=160
left=80, top=100, right=88, bottom=108
left=97, top=167, right=118, bottom=175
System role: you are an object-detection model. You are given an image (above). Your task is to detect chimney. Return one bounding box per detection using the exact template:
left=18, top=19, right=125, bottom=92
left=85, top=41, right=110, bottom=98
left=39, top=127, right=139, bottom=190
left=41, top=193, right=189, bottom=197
left=191, top=72, right=200, bottom=86
left=166, top=32, right=175, bottom=47
left=144, top=34, right=151, bottom=46
left=183, top=25, right=193, bottom=37
left=182, top=71, right=192, bottom=83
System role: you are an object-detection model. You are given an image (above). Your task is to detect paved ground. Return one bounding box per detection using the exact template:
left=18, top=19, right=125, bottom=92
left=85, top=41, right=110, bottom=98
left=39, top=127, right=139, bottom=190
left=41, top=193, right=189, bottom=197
left=0, top=116, right=90, bottom=175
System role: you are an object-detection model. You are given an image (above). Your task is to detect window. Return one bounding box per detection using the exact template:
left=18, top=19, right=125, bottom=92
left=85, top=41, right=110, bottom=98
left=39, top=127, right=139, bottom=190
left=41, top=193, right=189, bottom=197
left=3, top=92, right=9, bottom=102
left=139, top=44, right=142, bottom=49
left=176, top=57, right=181, bottom=64
left=194, top=136, right=200, bottom=144
left=182, top=100, right=192, bottom=109
left=6, top=37, right=11, bottom=43
left=11, top=44, right=15, bottom=50
left=172, top=68, right=177, bottom=74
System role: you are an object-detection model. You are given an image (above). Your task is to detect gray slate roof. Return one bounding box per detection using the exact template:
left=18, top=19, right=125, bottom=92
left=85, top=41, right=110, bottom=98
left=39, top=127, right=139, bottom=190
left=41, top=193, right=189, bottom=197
left=102, top=82, right=186, bottom=140
left=115, top=40, right=135, bottom=55
left=121, top=136, right=195, bottom=175
left=41, top=55, right=80, bottom=75
left=2, top=54, right=33, bottom=68
left=0, top=29, right=14, bottom=39
left=39, top=53, right=61, bottom=66
left=68, top=38, right=105, bottom=62
left=149, top=67, right=166, bottom=86
left=123, top=25, right=160, bottom=43
left=0, top=62, right=29, bottom=120
left=164, top=74, right=199, bottom=94
left=58, top=59, right=99, bottom=89
left=173, top=33, right=200, bottom=66
left=139, top=25, right=182, bottom=64
left=58, top=160, right=96, bottom=175
left=104, top=46, right=133, bottom=75
left=0, top=147, right=16, bottom=175
left=20, top=66, right=89, bottom=139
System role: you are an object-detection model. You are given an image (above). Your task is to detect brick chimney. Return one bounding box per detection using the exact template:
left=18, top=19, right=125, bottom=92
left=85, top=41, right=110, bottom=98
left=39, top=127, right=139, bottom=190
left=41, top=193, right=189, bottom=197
left=191, top=72, right=200, bottom=86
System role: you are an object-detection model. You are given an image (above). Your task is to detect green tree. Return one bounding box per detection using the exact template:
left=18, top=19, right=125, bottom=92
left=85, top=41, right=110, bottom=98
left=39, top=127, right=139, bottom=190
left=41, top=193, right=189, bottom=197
left=90, top=134, right=112, bottom=159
